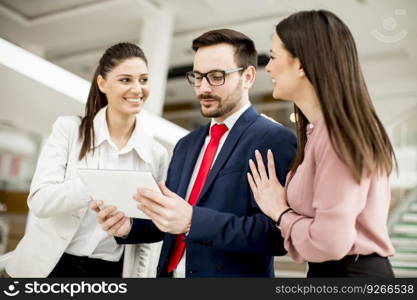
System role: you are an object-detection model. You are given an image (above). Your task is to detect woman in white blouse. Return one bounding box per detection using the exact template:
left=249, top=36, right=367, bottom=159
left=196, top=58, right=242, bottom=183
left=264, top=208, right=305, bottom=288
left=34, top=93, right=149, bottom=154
left=6, top=42, right=168, bottom=278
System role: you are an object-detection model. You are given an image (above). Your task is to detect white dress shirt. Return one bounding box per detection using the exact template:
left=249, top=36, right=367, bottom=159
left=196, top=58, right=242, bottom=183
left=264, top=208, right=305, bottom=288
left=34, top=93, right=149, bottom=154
left=65, top=106, right=157, bottom=261
left=174, top=102, right=251, bottom=277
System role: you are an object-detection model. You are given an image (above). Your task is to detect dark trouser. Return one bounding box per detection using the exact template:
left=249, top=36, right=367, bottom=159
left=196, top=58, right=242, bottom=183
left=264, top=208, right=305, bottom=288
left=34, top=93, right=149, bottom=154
left=48, top=253, right=123, bottom=278
left=307, top=253, right=394, bottom=278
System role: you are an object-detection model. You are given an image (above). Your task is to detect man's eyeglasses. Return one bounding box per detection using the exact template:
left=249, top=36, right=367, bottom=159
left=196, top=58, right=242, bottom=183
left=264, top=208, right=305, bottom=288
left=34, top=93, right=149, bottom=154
left=186, top=67, right=244, bottom=87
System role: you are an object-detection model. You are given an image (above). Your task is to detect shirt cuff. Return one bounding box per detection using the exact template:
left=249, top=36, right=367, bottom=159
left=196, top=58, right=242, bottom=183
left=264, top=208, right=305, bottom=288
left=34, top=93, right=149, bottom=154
left=73, top=176, right=92, bottom=204
left=278, top=211, right=304, bottom=238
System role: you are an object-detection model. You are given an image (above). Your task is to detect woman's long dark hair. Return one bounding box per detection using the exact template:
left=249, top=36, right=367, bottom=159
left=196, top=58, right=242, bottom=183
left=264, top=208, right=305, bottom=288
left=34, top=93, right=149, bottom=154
left=78, top=42, right=147, bottom=160
left=276, top=10, right=397, bottom=183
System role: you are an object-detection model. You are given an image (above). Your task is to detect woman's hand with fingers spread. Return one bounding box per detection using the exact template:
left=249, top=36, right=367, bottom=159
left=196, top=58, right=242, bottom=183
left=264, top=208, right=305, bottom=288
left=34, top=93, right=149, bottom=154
left=247, top=149, right=290, bottom=222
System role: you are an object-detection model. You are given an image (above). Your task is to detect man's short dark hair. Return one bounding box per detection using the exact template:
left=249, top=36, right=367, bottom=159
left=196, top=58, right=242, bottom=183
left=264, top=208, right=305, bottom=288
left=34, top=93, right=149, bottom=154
left=192, top=29, right=258, bottom=68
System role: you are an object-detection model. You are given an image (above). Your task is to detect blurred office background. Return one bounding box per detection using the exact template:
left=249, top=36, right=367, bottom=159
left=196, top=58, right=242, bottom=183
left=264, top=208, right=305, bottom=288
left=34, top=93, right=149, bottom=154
left=0, top=0, right=416, bottom=277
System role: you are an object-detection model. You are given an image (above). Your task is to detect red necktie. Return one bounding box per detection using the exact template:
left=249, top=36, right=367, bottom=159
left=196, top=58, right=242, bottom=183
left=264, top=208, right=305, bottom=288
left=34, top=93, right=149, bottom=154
left=167, top=123, right=228, bottom=273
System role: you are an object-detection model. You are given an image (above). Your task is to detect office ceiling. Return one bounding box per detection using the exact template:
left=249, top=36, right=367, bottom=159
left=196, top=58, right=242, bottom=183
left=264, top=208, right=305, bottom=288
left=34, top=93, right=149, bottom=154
left=0, top=0, right=416, bottom=113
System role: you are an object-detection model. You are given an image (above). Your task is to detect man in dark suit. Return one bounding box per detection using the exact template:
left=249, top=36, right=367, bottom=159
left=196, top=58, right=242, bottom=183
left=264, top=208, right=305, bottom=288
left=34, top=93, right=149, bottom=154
left=93, top=29, right=296, bottom=277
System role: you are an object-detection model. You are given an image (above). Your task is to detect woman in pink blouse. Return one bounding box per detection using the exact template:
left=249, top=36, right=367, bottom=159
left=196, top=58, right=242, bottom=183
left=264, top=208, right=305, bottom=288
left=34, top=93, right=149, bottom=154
left=248, top=10, right=396, bottom=277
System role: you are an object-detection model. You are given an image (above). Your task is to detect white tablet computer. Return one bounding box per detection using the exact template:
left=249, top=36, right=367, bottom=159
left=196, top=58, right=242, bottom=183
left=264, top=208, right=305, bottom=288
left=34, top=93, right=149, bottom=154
left=78, top=169, right=161, bottom=219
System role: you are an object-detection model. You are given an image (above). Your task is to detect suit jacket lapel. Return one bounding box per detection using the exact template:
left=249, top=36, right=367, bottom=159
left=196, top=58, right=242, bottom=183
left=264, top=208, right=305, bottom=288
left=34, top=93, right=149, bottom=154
left=176, top=124, right=210, bottom=199
left=197, top=106, right=258, bottom=204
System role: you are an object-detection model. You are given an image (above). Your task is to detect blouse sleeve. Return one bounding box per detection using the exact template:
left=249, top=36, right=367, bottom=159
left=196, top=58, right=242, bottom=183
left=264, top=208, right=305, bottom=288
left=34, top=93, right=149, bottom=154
left=28, top=117, right=91, bottom=218
left=279, top=133, right=371, bottom=263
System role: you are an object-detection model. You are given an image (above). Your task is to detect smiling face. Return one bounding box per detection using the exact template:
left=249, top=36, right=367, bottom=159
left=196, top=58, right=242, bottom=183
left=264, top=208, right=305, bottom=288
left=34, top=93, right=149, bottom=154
left=192, top=43, right=247, bottom=121
left=265, top=33, right=303, bottom=102
left=97, top=57, right=149, bottom=116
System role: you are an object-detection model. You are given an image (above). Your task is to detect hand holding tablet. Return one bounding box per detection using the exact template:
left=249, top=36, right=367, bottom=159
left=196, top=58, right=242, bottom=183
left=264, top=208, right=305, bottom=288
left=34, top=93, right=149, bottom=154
left=78, top=169, right=161, bottom=219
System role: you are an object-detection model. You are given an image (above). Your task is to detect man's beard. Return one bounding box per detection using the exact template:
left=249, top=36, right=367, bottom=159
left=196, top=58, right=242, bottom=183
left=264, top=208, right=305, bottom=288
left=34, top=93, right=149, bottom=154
left=198, top=81, right=242, bottom=118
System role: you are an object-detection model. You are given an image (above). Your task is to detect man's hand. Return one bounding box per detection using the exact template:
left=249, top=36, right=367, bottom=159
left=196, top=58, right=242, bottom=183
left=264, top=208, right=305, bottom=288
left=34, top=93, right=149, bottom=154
left=134, top=182, right=192, bottom=234
left=90, top=200, right=132, bottom=237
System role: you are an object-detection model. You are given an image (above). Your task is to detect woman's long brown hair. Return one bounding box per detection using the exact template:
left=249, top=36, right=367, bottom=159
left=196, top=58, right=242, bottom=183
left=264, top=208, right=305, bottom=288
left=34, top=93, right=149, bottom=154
left=276, top=10, right=397, bottom=183
left=78, top=42, right=147, bottom=160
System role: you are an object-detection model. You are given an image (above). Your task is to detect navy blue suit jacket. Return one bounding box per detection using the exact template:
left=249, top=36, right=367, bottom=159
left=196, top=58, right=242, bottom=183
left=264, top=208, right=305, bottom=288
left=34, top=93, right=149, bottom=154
left=118, top=106, right=297, bottom=277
